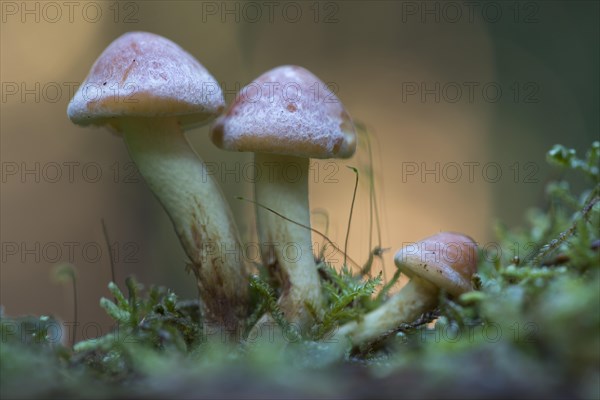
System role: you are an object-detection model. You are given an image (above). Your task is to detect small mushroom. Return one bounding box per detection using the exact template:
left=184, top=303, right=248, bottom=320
left=211, top=65, right=356, bottom=327
left=336, top=232, right=478, bottom=345
left=67, top=32, right=249, bottom=329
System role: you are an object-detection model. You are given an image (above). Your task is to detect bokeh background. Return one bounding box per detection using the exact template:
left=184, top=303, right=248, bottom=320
left=1, top=1, right=598, bottom=339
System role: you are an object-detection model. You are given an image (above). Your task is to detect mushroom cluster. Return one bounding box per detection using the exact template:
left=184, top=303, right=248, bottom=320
left=68, top=31, right=479, bottom=345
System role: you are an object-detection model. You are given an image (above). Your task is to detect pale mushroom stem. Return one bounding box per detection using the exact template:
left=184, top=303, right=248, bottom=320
left=254, top=152, right=323, bottom=327
left=334, top=278, right=438, bottom=345
left=120, top=117, right=249, bottom=330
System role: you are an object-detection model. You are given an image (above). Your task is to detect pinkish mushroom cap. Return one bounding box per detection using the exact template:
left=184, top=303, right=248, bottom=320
left=67, top=31, right=224, bottom=130
left=394, top=232, right=478, bottom=297
left=211, top=65, right=356, bottom=159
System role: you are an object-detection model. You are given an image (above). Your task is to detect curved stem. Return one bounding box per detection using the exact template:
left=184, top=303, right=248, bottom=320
left=121, top=117, right=249, bottom=329
left=335, top=278, right=438, bottom=345
left=254, top=153, right=323, bottom=328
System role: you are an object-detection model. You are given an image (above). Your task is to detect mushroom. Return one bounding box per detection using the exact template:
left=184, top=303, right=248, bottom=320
left=210, top=65, right=356, bottom=328
left=335, top=232, right=478, bottom=345
left=67, top=31, right=249, bottom=330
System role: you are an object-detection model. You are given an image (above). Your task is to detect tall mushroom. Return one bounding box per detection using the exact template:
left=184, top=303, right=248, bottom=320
left=335, top=232, right=478, bottom=345
left=211, top=65, right=356, bottom=328
left=67, top=31, right=249, bottom=330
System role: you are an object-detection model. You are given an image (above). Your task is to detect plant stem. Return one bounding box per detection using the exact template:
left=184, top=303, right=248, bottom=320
left=530, top=186, right=600, bottom=266
left=344, top=167, right=359, bottom=268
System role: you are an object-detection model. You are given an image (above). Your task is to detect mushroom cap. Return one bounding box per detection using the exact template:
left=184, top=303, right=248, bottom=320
left=210, top=65, right=356, bottom=159
left=394, top=232, right=478, bottom=297
left=67, top=31, right=224, bottom=131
